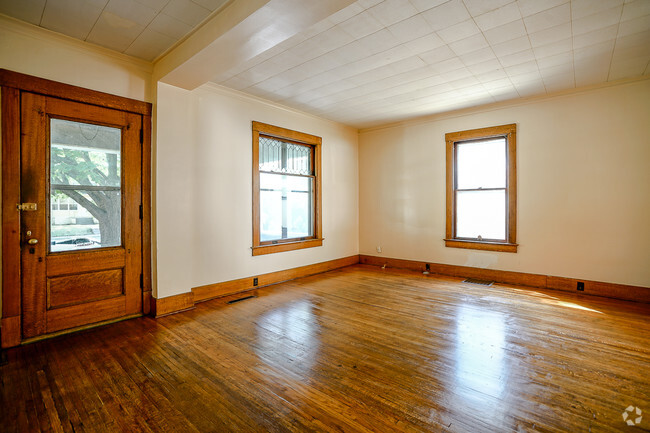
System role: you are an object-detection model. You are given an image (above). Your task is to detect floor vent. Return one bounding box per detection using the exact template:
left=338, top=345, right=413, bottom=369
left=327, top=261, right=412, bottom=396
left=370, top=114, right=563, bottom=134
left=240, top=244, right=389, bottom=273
left=227, top=295, right=256, bottom=304
left=463, top=278, right=494, bottom=287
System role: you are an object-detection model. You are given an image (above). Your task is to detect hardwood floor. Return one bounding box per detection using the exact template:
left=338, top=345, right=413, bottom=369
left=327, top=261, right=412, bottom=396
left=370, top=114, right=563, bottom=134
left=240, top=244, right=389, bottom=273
left=1, top=264, right=649, bottom=432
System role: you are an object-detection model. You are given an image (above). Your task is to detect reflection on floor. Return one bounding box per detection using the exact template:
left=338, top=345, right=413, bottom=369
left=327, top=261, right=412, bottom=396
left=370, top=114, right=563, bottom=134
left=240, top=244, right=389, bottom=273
left=1, top=264, right=649, bottom=432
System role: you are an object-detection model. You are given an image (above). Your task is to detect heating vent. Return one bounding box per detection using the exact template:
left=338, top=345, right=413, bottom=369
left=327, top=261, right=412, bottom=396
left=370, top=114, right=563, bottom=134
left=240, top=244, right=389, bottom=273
left=227, top=295, right=256, bottom=304
left=463, top=278, right=494, bottom=286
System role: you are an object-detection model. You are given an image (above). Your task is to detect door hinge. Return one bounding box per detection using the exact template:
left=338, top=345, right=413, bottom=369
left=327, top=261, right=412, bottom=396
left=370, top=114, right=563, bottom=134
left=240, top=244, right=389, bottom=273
left=140, top=273, right=144, bottom=289
left=139, top=127, right=143, bottom=144
left=139, top=204, right=143, bottom=220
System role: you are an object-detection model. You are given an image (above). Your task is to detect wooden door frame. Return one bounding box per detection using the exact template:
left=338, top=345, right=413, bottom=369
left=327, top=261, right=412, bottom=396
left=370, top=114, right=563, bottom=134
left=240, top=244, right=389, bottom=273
left=0, top=69, right=152, bottom=348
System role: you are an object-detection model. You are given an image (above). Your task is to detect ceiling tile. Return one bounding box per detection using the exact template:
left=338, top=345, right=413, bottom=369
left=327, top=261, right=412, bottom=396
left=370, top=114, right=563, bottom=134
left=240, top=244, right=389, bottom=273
left=191, top=0, right=229, bottom=11
left=516, top=0, right=567, bottom=17
left=357, top=29, right=400, bottom=56
left=523, top=3, right=570, bottom=34
left=458, top=46, right=497, bottom=66
left=0, top=0, right=46, bottom=25
left=449, top=33, right=489, bottom=56
left=41, top=0, right=104, bottom=40
left=403, top=33, right=445, bottom=55
left=124, top=27, right=175, bottom=60
left=87, top=11, right=144, bottom=52
left=467, top=58, right=502, bottom=74
left=421, top=0, right=471, bottom=31
left=367, top=0, right=418, bottom=27
left=475, top=68, right=508, bottom=82
left=528, top=22, right=571, bottom=47
left=532, top=38, right=573, bottom=58
left=387, top=14, right=432, bottom=43
left=505, top=59, right=539, bottom=75
left=572, top=5, right=623, bottom=36
left=609, top=55, right=648, bottom=79
left=621, top=0, right=650, bottom=21
left=536, top=51, right=573, bottom=69
left=430, top=57, right=465, bottom=73
left=437, top=19, right=480, bottom=44
left=105, top=0, right=157, bottom=26
left=618, top=14, right=650, bottom=37
left=407, top=0, right=448, bottom=13
left=474, top=2, right=521, bottom=31
left=483, top=19, right=527, bottom=45
left=499, top=48, right=535, bottom=67
left=508, top=69, right=542, bottom=85
left=463, top=0, right=514, bottom=16
left=133, top=0, right=169, bottom=12
left=419, top=45, right=456, bottom=64
left=573, top=24, right=618, bottom=50
left=162, top=0, right=210, bottom=27
left=571, top=0, right=623, bottom=20
left=148, top=12, right=193, bottom=40
left=492, top=35, right=531, bottom=57
left=337, top=11, right=384, bottom=39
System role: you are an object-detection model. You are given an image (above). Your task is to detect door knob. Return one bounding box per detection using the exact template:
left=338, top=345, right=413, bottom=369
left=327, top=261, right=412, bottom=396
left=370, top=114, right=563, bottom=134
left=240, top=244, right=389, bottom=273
left=27, top=239, right=38, bottom=245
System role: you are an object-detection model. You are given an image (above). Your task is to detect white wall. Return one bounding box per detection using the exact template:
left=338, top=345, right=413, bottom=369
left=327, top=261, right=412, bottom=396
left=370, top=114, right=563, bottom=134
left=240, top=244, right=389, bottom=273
left=155, top=82, right=359, bottom=298
left=359, top=79, right=650, bottom=288
left=0, top=15, right=152, bottom=102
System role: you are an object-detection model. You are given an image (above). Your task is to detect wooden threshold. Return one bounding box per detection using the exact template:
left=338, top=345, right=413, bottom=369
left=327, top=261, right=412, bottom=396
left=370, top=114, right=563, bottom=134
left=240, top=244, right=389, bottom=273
left=360, top=255, right=650, bottom=304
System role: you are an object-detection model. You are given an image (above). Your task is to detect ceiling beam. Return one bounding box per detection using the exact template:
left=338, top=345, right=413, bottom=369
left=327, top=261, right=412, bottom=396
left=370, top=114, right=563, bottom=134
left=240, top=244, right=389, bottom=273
left=154, top=0, right=357, bottom=91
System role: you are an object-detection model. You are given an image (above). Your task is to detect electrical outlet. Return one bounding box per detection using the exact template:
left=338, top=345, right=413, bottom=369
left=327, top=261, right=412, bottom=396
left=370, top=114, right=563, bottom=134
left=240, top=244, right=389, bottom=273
left=376, top=246, right=382, bottom=253
left=577, top=281, right=584, bottom=291
left=253, top=277, right=258, bottom=286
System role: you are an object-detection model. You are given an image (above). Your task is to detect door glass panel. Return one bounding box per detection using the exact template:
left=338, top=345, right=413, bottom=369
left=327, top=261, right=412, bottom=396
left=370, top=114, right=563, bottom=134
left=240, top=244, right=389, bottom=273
left=50, top=118, right=121, bottom=252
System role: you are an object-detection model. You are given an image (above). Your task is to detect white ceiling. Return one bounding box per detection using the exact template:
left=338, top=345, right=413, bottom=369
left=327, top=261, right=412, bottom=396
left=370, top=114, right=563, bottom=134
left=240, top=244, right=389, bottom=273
left=0, top=0, right=230, bottom=60
left=1, top=0, right=650, bottom=128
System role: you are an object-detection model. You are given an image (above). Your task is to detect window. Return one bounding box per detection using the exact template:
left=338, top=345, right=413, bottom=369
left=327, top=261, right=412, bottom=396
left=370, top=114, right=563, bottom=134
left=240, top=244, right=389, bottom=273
left=445, top=124, right=517, bottom=252
left=252, top=122, right=322, bottom=256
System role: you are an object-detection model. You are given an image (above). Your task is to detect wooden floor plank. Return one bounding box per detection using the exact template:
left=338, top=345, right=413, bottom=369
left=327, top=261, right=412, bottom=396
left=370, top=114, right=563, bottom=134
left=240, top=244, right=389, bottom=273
left=1, top=264, right=649, bottom=432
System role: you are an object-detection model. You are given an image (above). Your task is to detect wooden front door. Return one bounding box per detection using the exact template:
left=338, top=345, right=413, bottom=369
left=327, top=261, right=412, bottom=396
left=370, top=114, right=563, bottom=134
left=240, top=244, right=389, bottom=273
left=20, top=92, right=143, bottom=339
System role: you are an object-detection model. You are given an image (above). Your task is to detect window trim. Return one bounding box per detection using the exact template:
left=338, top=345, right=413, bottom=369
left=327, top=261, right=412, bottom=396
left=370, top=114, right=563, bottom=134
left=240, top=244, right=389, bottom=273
left=445, top=123, right=517, bottom=253
left=252, top=121, right=323, bottom=256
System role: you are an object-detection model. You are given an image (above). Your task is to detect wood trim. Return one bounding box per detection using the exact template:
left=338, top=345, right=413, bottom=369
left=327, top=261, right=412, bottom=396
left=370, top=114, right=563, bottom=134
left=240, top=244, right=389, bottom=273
left=0, top=69, right=151, bottom=115
left=141, top=114, right=152, bottom=315
left=444, top=239, right=518, bottom=253
left=252, top=238, right=324, bottom=256
left=252, top=121, right=322, bottom=145
left=193, top=255, right=360, bottom=303
left=151, top=293, right=195, bottom=318
left=1, top=70, right=153, bottom=347
left=1, top=316, right=21, bottom=348
left=1, top=87, right=21, bottom=330
left=359, top=255, right=650, bottom=304
left=445, top=123, right=517, bottom=251
left=251, top=121, right=323, bottom=256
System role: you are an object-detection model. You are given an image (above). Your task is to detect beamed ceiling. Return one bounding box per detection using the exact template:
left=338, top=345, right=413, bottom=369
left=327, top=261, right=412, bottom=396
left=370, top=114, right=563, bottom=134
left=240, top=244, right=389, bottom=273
left=1, top=0, right=649, bottom=128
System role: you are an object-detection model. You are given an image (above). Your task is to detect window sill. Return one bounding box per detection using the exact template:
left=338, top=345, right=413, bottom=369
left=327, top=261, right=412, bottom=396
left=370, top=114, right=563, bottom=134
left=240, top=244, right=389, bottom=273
left=252, top=238, right=324, bottom=256
left=444, top=239, right=518, bottom=253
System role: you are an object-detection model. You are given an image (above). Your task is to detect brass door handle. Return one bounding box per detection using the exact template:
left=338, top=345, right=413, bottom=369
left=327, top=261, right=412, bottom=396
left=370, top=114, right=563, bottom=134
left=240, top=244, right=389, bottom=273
left=27, top=239, right=38, bottom=245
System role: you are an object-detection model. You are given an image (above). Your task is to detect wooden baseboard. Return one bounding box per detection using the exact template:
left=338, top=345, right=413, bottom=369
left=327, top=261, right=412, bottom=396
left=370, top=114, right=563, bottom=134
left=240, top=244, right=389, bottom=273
left=359, top=255, right=650, bottom=304
left=150, top=255, right=361, bottom=317
left=193, top=255, right=360, bottom=303
left=1, top=316, right=21, bottom=349
left=151, top=292, right=195, bottom=318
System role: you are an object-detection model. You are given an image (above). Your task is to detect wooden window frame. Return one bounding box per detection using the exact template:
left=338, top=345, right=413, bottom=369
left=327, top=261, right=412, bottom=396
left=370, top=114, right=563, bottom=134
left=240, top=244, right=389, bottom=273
left=252, top=121, right=323, bottom=256
left=445, top=123, right=517, bottom=253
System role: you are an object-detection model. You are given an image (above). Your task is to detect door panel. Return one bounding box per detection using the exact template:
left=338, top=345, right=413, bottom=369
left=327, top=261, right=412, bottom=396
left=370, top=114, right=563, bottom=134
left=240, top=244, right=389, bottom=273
left=21, top=92, right=142, bottom=339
